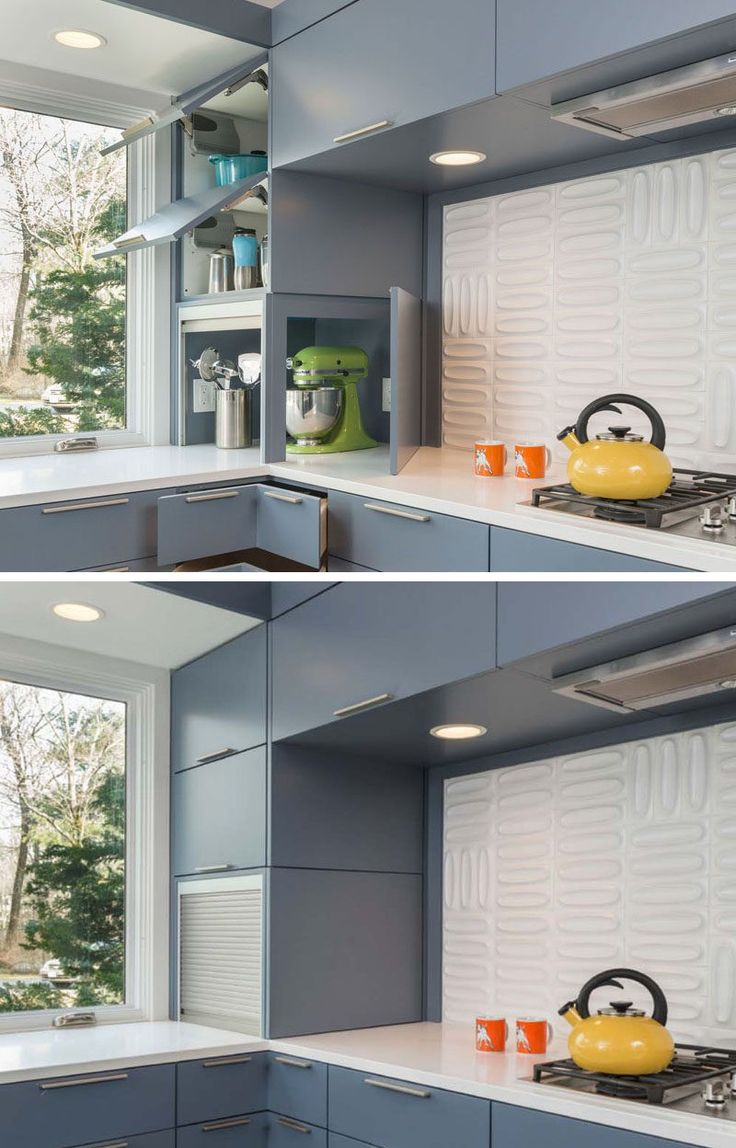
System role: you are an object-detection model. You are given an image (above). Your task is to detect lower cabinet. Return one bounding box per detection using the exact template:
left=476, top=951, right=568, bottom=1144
left=490, top=526, right=687, bottom=571
left=72, top=1136, right=174, bottom=1148
left=492, top=1103, right=697, bottom=1148
left=178, top=1112, right=269, bottom=1148
left=269, top=1115, right=328, bottom=1147
left=268, top=1053, right=328, bottom=1127
left=177, top=1053, right=268, bottom=1126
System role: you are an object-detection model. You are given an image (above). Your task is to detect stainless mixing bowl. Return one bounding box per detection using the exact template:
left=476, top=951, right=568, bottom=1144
left=286, top=387, right=343, bottom=445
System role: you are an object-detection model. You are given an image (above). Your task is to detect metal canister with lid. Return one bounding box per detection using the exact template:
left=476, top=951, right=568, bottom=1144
left=232, top=227, right=259, bottom=291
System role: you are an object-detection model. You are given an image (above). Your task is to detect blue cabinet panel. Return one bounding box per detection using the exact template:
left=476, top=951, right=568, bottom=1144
left=177, top=1054, right=268, bottom=1127
left=177, top=1112, right=268, bottom=1148
left=329, top=1066, right=490, bottom=1148
left=74, top=1135, right=174, bottom=1148
left=268, top=1053, right=328, bottom=1127
left=268, top=1114, right=328, bottom=1148
left=0, top=1064, right=175, bottom=1148
left=271, top=0, right=355, bottom=43
left=171, top=627, right=267, bottom=772
left=173, top=746, right=267, bottom=875
left=256, top=486, right=326, bottom=570
left=270, top=583, right=496, bottom=741
left=327, top=556, right=376, bottom=572
left=157, top=484, right=258, bottom=566
left=493, top=1103, right=697, bottom=1148
left=270, top=584, right=335, bottom=616
left=490, top=526, right=686, bottom=572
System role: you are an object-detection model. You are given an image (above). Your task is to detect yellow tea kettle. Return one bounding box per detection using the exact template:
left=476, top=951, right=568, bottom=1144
left=558, top=394, right=672, bottom=500
left=559, top=968, right=674, bottom=1076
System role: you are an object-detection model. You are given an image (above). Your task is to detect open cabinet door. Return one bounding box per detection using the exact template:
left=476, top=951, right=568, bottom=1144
left=390, top=287, right=422, bottom=475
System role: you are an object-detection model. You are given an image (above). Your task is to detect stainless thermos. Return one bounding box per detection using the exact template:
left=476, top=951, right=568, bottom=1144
left=215, top=389, right=251, bottom=449
left=208, top=249, right=234, bottom=294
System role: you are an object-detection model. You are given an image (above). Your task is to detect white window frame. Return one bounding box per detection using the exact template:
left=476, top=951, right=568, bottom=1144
left=0, top=632, right=170, bottom=1033
left=0, top=78, right=172, bottom=458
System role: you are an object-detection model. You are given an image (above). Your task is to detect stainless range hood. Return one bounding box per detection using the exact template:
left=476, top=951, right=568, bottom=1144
left=551, top=52, right=736, bottom=139
left=553, top=627, right=736, bottom=713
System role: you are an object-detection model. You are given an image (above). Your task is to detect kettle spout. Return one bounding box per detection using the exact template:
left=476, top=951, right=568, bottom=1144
left=558, top=1000, right=581, bottom=1028
left=557, top=426, right=579, bottom=453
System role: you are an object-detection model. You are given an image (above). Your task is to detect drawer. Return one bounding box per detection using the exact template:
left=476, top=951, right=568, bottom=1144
left=489, top=526, right=686, bottom=572
left=173, top=747, right=267, bottom=874
left=177, top=1053, right=268, bottom=1127
left=158, top=484, right=257, bottom=566
left=328, top=1066, right=490, bottom=1148
left=328, top=490, right=489, bottom=571
left=0, top=1064, right=175, bottom=1148
left=268, top=1053, right=328, bottom=1127
left=269, top=1115, right=327, bottom=1148
left=256, top=485, right=326, bottom=570
left=492, top=1103, right=697, bottom=1148
left=0, top=491, right=158, bottom=572
left=177, top=1112, right=267, bottom=1148
left=73, top=1134, right=174, bottom=1148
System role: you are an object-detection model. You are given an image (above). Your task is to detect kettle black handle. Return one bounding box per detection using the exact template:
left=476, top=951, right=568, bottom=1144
left=574, top=394, right=667, bottom=450
left=576, top=968, right=668, bottom=1025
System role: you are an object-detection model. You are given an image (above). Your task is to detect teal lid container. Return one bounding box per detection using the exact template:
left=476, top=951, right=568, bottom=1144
left=232, top=228, right=258, bottom=268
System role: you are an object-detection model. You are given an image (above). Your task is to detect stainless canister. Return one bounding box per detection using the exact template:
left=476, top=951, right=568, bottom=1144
left=260, top=234, right=270, bottom=290
left=215, top=389, right=251, bottom=448
left=208, top=249, right=234, bottom=293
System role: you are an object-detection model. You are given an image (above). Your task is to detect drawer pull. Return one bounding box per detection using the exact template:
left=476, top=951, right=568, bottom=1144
left=363, top=502, right=430, bottom=523
left=184, top=489, right=239, bottom=504
left=334, top=119, right=393, bottom=143
left=42, top=497, right=129, bottom=515
left=333, top=692, right=393, bottom=718
left=195, top=748, right=236, bottom=765
left=203, top=1055, right=253, bottom=1067
left=277, top=1117, right=312, bottom=1134
left=103, top=567, right=130, bottom=573
left=263, top=490, right=303, bottom=505
left=273, top=1055, right=313, bottom=1069
left=40, top=1072, right=129, bottom=1091
left=193, top=864, right=234, bottom=873
left=95, top=1143, right=128, bottom=1148
left=364, top=1077, right=430, bottom=1099
left=203, top=1117, right=252, bottom=1132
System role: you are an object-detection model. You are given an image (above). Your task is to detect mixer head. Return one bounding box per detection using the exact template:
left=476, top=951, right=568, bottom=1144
left=286, top=345, right=369, bottom=388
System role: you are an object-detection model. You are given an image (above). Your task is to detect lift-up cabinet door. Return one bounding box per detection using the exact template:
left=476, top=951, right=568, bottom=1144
left=270, top=582, right=496, bottom=740
left=270, top=0, right=495, bottom=168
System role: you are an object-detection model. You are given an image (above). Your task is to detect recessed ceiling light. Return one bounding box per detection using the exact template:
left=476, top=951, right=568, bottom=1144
left=429, top=150, right=486, bottom=167
left=716, top=106, right=736, bottom=117
left=52, top=602, right=105, bottom=623
left=53, top=29, right=107, bottom=50
left=430, top=723, right=487, bottom=740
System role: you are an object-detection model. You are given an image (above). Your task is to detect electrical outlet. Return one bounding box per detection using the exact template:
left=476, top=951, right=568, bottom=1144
left=382, top=377, right=392, bottom=413
left=193, top=378, right=216, bottom=414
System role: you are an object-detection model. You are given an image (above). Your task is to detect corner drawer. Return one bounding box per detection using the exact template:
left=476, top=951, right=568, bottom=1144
left=177, top=1053, right=268, bottom=1127
left=328, top=1066, right=490, bottom=1148
left=0, top=491, right=158, bottom=572
left=268, top=1053, right=327, bottom=1127
left=269, top=1115, right=327, bottom=1148
left=157, top=485, right=257, bottom=566
left=0, top=1063, right=175, bottom=1148
left=256, top=486, right=326, bottom=570
left=327, top=490, right=489, bottom=571
left=177, top=1112, right=267, bottom=1148
left=74, top=1134, right=175, bottom=1148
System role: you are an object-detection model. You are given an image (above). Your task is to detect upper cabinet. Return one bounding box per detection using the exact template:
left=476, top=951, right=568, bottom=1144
left=270, top=0, right=495, bottom=169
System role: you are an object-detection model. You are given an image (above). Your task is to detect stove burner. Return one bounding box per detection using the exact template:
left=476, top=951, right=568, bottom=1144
left=592, top=502, right=647, bottom=524
left=595, top=1080, right=649, bottom=1100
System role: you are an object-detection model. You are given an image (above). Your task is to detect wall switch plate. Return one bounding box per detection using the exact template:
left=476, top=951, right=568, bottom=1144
left=382, top=377, right=392, bottom=413
left=193, top=378, right=216, bottom=414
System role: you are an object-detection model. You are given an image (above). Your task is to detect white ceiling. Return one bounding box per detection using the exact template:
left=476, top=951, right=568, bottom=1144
left=0, top=584, right=261, bottom=669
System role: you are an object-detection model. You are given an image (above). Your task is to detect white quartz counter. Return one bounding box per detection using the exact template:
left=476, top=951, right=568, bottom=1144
left=0, top=442, right=734, bottom=571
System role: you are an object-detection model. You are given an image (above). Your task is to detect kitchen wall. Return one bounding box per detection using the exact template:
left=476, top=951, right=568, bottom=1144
left=442, top=718, right=736, bottom=1046
left=441, top=147, right=736, bottom=471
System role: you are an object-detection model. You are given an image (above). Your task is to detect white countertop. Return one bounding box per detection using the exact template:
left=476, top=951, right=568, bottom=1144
left=0, top=442, right=734, bottom=571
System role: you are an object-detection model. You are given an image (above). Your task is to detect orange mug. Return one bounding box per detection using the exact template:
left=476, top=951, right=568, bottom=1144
left=475, top=441, right=507, bottom=477
left=516, top=1018, right=553, bottom=1055
left=475, top=1017, right=508, bottom=1053
left=514, top=443, right=551, bottom=480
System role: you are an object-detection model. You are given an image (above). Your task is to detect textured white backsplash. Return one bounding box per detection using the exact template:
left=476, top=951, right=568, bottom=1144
left=443, top=720, right=736, bottom=1045
left=442, top=149, right=736, bottom=471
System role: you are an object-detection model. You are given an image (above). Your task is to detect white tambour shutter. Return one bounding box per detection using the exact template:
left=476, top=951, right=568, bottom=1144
left=178, top=875, right=263, bottom=1036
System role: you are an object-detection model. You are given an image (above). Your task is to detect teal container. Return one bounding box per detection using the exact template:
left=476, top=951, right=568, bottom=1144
left=232, top=228, right=259, bottom=269
left=209, top=151, right=268, bottom=186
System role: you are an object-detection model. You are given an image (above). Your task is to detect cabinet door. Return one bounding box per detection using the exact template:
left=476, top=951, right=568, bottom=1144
left=490, top=527, right=686, bottom=572
left=268, top=1054, right=328, bottom=1128
left=269, top=1116, right=327, bottom=1148
left=270, top=583, right=496, bottom=741
left=171, top=627, right=267, bottom=772
left=157, top=485, right=257, bottom=567
left=177, top=1112, right=268, bottom=1148
left=177, top=1054, right=267, bottom=1126
left=271, top=0, right=495, bottom=168
left=390, top=287, right=421, bottom=475
left=493, top=1104, right=696, bottom=1148
left=173, top=746, right=267, bottom=875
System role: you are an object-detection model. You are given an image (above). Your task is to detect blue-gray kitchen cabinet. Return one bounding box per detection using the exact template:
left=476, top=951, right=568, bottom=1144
left=493, top=1103, right=697, bottom=1148
left=171, top=627, right=267, bottom=773
left=489, top=526, right=687, bottom=572
left=270, top=584, right=335, bottom=617
left=177, top=1053, right=268, bottom=1127
left=270, top=0, right=495, bottom=169
left=328, top=1066, right=490, bottom=1148
left=268, top=1114, right=328, bottom=1148
left=0, top=1064, right=175, bottom=1148
left=270, top=582, right=496, bottom=741
left=177, top=1112, right=268, bottom=1148
left=172, top=746, right=267, bottom=875
left=268, top=1053, right=328, bottom=1128
left=71, top=1136, right=174, bottom=1148
left=271, top=0, right=355, bottom=43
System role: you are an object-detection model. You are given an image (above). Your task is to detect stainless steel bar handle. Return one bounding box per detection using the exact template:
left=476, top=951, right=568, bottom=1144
left=203, top=1117, right=252, bottom=1132
left=334, top=119, right=393, bottom=143
left=195, top=748, right=236, bottom=765
left=185, top=490, right=239, bottom=504
left=95, top=1142, right=128, bottom=1148
left=40, top=1072, right=129, bottom=1091
left=277, top=1117, right=312, bottom=1134
left=42, top=498, right=129, bottom=515
left=263, top=490, right=303, bottom=505
left=103, top=567, right=130, bottom=573
left=364, top=1078, right=430, bottom=1099
left=202, top=1055, right=252, bottom=1067
left=333, top=692, right=393, bottom=718
left=193, top=864, right=233, bottom=873
left=273, top=1055, right=313, bottom=1069
left=363, top=502, right=430, bottom=523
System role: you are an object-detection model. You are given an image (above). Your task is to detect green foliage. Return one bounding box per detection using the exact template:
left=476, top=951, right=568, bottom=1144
left=0, top=406, right=64, bottom=437
left=0, top=980, right=64, bottom=1014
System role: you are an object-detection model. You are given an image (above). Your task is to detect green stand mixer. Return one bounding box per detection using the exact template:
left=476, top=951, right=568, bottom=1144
left=285, top=345, right=378, bottom=454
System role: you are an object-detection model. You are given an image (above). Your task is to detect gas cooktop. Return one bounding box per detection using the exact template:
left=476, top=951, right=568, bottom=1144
left=532, top=1045, right=736, bottom=1117
left=526, top=468, right=736, bottom=544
